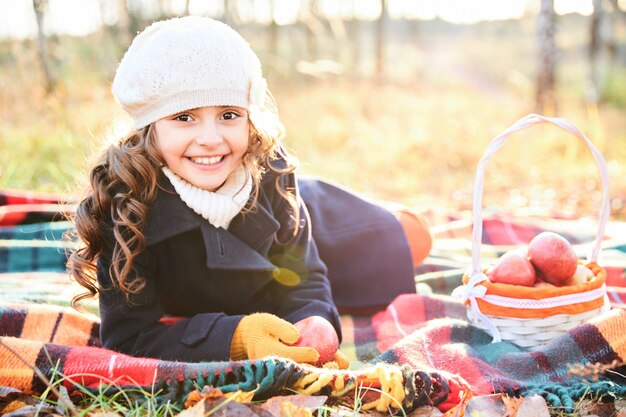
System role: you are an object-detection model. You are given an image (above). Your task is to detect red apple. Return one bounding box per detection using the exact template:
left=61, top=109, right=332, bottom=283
left=488, top=250, right=536, bottom=286
left=528, top=232, right=578, bottom=286
left=291, top=316, right=338, bottom=366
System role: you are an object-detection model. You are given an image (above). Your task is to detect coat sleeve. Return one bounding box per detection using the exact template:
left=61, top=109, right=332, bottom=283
left=268, top=173, right=342, bottom=341
left=97, top=248, right=244, bottom=362
left=298, top=177, right=417, bottom=311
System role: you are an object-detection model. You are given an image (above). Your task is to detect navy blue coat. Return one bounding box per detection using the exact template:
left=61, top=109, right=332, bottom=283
left=98, top=169, right=415, bottom=362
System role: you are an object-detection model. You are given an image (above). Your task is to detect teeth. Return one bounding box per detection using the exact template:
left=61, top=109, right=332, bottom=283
left=191, top=156, right=223, bottom=165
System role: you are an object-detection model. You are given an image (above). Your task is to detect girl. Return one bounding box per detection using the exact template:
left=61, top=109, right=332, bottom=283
left=69, top=16, right=431, bottom=365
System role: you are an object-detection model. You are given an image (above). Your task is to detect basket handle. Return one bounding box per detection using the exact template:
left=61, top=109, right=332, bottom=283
left=471, top=114, right=610, bottom=277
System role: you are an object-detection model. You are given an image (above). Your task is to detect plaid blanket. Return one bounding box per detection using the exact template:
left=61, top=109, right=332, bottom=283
left=1, top=190, right=625, bottom=413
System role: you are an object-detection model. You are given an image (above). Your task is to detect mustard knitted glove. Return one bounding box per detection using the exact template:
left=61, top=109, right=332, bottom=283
left=230, top=313, right=320, bottom=363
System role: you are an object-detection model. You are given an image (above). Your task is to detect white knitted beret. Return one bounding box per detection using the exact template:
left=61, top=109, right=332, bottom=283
left=112, top=16, right=267, bottom=129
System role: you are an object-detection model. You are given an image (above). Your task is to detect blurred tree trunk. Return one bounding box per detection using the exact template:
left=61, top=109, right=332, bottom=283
left=349, top=0, right=362, bottom=76
left=269, top=0, right=279, bottom=55
left=348, top=0, right=368, bottom=78
left=304, top=20, right=319, bottom=62
left=126, top=0, right=143, bottom=41
left=375, top=0, right=388, bottom=83
left=606, top=1, right=621, bottom=60
left=588, top=0, right=605, bottom=103
left=408, top=16, right=420, bottom=43
left=610, top=0, right=626, bottom=17
left=302, top=0, right=323, bottom=61
left=32, top=0, right=55, bottom=94
left=184, top=0, right=190, bottom=15
left=112, top=0, right=132, bottom=46
left=223, top=0, right=232, bottom=26
left=536, top=0, right=557, bottom=114
left=158, top=0, right=167, bottom=18
left=328, top=16, right=347, bottom=63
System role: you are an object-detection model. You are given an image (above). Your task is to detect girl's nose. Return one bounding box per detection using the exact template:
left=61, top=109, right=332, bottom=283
left=195, top=120, right=223, bottom=146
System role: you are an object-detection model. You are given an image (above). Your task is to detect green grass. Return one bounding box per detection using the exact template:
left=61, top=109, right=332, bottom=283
left=41, top=374, right=183, bottom=417
left=2, top=16, right=625, bottom=216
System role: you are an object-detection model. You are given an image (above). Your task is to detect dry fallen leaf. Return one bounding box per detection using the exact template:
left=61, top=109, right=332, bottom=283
left=226, top=389, right=256, bottom=404
left=502, top=395, right=523, bottom=416
left=184, top=386, right=228, bottom=408
left=407, top=405, right=444, bottom=416
left=464, top=394, right=507, bottom=417
left=176, top=399, right=209, bottom=417
left=0, top=386, right=38, bottom=414
left=261, top=394, right=327, bottom=416
left=247, top=404, right=276, bottom=417
left=578, top=399, right=616, bottom=417
left=184, top=386, right=256, bottom=409
left=515, top=395, right=549, bottom=417
left=177, top=397, right=265, bottom=417
left=0, top=387, right=24, bottom=401
left=1, top=404, right=65, bottom=417
left=318, top=404, right=375, bottom=416
left=279, top=401, right=313, bottom=417
left=0, top=386, right=65, bottom=417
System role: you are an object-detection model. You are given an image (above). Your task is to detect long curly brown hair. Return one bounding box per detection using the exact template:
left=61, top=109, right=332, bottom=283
left=68, top=109, right=298, bottom=307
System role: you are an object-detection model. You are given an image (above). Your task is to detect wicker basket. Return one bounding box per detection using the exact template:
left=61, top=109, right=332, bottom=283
left=453, top=114, right=611, bottom=350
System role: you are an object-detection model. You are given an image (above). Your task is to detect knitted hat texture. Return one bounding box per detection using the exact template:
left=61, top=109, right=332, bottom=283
left=112, top=16, right=267, bottom=129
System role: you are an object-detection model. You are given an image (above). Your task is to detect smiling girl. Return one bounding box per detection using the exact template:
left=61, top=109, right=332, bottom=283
left=67, top=16, right=347, bottom=365
left=69, top=16, right=431, bottom=366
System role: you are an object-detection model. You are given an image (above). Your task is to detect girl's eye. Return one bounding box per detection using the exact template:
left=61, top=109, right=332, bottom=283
left=174, top=114, right=193, bottom=122
left=221, top=111, right=240, bottom=121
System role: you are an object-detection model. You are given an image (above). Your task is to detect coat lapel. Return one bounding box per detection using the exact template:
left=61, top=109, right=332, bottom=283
left=200, top=224, right=276, bottom=271
left=227, top=202, right=280, bottom=253
left=144, top=177, right=279, bottom=271
left=144, top=186, right=201, bottom=245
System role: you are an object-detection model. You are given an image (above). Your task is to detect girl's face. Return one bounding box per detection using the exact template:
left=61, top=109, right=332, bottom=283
left=154, top=106, right=250, bottom=191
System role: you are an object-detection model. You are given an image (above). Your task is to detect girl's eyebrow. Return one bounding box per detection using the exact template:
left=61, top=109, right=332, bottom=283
left=219, top=106, right=245, bottom=112
left=171, top=109, right=194, bottom=115
left=171, top=106, right=247, bottom=115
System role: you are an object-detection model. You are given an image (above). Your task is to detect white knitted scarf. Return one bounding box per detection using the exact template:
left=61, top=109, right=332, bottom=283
left=162, top=165, right=252, bottom=229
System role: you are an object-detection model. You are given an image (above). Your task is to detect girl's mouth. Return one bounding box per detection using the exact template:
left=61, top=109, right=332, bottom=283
left=189, top=155, right=224, bottom=165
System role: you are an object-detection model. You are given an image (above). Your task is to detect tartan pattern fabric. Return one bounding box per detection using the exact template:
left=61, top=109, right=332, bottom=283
left=0, top=189, right=67, bottom=206
left=0, top=302, right=465, bottom=411
left=0, top=293, right=624, bottom=413
left=0, top=221, right=72, bottom=241
left=0, top=190, right=625, bottom=413
left=0, top=222, right=73, bottom=274
left=348, top=294, right=626, bottom=394
left=0, top=189, right=71, bottom=227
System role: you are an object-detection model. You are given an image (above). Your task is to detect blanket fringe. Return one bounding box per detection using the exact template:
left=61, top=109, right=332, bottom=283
left=0, top=336, right=459, bottom=413
left=521, top=380, right=626, bottom=413
left=291, top=362, right=457, bottom=412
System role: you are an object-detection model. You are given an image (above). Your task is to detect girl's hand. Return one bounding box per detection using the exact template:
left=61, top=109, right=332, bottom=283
left=230, top=313, right=319, bottom=363
left=292, top=316, right=340, bottom=366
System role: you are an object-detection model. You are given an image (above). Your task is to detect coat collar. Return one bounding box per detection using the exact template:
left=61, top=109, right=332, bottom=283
left=143, top=174, right=280, bottom=271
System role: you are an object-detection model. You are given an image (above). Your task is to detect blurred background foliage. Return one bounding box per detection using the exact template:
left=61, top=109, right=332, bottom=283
left=0, top=0, right=625, bottom=219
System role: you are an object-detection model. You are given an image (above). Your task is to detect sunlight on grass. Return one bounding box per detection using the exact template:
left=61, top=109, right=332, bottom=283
left=39, top=362, right=181, bottom=417
left=1, top=16, right=625, bottom=219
